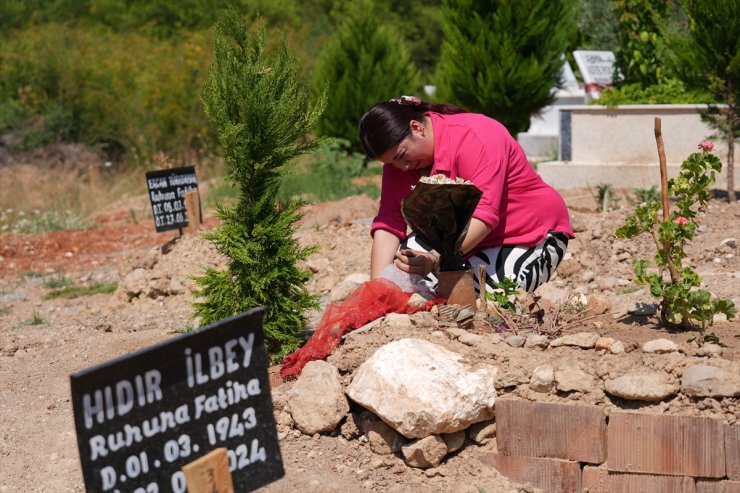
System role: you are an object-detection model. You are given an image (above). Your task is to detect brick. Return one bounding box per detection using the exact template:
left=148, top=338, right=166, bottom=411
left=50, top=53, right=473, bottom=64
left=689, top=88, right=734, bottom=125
left=607, top=472, right=696, bottom=493
left=696, top=480, right=740, bottom=493
left=478, top=452, right=580, bottom=493
left=726, top=424, right=740, bottom=480
left=582, top=465, right=608, bottom=493
left=495, top=399, right=606, bottom=463
left=608, top=412, right=725, bottom=477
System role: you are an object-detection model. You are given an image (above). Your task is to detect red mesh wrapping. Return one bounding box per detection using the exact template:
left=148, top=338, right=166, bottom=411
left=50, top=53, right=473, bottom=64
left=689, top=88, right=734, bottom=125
left=280, top=278, right=443, bottom=378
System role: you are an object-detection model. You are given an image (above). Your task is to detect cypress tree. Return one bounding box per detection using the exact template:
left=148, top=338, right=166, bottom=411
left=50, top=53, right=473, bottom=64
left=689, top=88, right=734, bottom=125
left=194, top=9, right=326, bottom=361
left=435, top=0, right=576, bottom=136
left=664, top=0, right=739, bottom=202
left=312, top=0, right=421, bottom=151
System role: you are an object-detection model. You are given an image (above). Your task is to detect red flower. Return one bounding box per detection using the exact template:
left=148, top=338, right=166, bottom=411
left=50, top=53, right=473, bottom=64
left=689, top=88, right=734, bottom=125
left=698, top=140, right=715, bottom=152
left=673, top=216, right=688, bottom=225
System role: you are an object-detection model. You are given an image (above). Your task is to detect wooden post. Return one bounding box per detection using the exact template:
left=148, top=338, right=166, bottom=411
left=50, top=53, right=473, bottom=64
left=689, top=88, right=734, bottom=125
left=654, top=117, right=679, bottom=284
left=182, top=448, right=234, bottom=493
left=477, top=263, right=488, bottom=312
left=184, top=190, right=202, bottom=234
left=654, top=117, right=670, bottom=222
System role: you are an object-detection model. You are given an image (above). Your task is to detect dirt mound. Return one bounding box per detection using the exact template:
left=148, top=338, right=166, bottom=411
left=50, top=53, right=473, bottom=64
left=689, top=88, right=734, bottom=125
left=0, top=191, right=738, bottom=492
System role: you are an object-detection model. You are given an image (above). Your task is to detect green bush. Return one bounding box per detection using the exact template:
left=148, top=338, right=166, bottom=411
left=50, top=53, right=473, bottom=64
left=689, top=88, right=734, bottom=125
left=312, top=0, right=421, bottom=152
left=0, top=23, right=214, bottom=162
left=278, top=139, right=380, bottom=205
left=597, top=78, right=715, bottom=106
left=612, top=0, right=670, bottom=87
left=194, top=10, right=325, bottom=362
left=435, top=0, right=576, bottom=136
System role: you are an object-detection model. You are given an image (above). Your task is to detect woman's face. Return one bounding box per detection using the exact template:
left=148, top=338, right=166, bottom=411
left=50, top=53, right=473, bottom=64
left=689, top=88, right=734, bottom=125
left=377, top=119, right=434, bottom=172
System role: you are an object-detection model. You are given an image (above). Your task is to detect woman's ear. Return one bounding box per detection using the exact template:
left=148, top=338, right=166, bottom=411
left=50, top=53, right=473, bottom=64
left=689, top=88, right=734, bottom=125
left=409, top=120, right=425, bottom=136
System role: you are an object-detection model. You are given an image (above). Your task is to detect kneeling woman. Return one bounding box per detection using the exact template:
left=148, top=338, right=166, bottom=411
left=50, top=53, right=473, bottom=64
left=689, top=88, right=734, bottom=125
left=358, top=96, right=574, bottom=293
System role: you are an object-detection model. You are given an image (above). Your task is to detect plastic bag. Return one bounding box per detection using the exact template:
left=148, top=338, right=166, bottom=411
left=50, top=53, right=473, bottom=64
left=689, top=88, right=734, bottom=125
left=280, top=278, right=443, bottom=378
left=401, top=179, right=482, bottom=271
left=380, top=263, right=433, bottom=294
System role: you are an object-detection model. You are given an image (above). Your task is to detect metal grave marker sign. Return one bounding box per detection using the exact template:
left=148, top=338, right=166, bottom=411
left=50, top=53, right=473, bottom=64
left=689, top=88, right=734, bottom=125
left=145, top=167, right=199, bottom=233
left=70, top=307, right=284, bottom=492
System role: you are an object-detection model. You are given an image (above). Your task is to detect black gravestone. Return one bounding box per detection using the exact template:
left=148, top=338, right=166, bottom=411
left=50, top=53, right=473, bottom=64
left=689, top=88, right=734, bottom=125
left=70, top=307, right=284, bottom=493
left=145, top=167, right=199, bottom=233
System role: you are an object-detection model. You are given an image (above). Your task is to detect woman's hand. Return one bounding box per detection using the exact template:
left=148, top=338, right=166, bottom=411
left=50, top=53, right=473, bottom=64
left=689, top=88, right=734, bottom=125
left=394, top=249, right=440, bottom=277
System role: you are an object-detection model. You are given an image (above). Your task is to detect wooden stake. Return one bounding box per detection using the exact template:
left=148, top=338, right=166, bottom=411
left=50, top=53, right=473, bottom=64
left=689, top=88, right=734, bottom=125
left=182, top=448, right=234, bottom=493
left=654, top=117, right=679, bottom=284
left=477, top=264, right=488, bottom=312
left=654, top=117, right=670, bottom=221
left=184, top=190, right=202, bottom=235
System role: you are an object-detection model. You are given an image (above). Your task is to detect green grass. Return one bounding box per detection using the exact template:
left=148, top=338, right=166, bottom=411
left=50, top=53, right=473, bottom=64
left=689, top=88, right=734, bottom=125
left=617, top=286, right=641, bottom=295
left=24, top=311, right=44, bottom=325
left=0, top=306, right=12, bottom=317
left=43, top=275, right=73, bottom=289
left=18, top=270, right=43, bottom=278
left=43, top=281, right=118, bottom=300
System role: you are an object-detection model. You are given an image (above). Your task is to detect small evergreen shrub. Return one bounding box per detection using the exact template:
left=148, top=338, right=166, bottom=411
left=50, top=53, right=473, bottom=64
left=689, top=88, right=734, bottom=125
left=311, top=0, right=421, bottom=152
left=194, top=9, right=326, bottom=362
left=435, top=0, right=576, bottom=136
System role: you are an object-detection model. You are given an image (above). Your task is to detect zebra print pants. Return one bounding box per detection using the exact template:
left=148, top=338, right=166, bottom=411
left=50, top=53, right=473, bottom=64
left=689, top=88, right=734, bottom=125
left=400, top=231, right=569, bottom=293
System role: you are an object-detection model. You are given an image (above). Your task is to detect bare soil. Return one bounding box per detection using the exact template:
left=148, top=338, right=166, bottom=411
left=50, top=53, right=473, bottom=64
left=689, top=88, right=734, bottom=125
left=0, top=185, right=738, bottom=493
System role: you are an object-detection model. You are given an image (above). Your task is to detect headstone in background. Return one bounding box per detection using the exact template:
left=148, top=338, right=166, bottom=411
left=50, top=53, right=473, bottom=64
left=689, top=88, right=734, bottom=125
left=517, top=57, right=586, bottom=162
left=572, top=50, right=617, bottom=101
left=70, top=307, right=284, bottom=493
left=146, top=166, right=200, bottom=233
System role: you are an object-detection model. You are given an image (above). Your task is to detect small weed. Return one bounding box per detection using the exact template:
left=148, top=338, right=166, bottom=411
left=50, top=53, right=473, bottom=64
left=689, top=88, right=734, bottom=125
left=43, top=275, right=73, bottom=289
left=0, top=306, right=12, bottom=317
left=590, top=183, right=618, bottom=212
left=629, top=185, right=660, bottom=205
left=616, top=286, right=641, bottom=295
left=19, top=270, right=43, bottom=278
left=43, top=282, right=118, bottom=300
left=128, top=208, right=138, bottom=225
left=24, top=311, right=44, bottom=325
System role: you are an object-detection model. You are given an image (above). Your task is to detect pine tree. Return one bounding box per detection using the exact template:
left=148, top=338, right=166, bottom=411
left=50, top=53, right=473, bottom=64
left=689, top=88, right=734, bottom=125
left=664, top=0, right=739, bottom=202
left=194, top=9, right=326, bottom=361
left=435, top=0, right=576, bottom=136
left=312, top=0, right=421, bottom=151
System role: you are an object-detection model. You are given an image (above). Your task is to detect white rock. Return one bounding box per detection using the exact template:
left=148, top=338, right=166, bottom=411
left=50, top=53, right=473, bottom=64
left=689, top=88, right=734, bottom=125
left=287, top=361, right=349, bottom=435
left=555, top=367, right=595, bottom=393
left=610, top=341, right=625, bottom=354
left=467, top=420, right=496, bottom=445
left=441, top=430, right=466, bottom=453
left=529, top=364, right=554, bottom=393
left=594, top=337, right=615, bottom=352
left=681, top=364, right=740, bottom=398
left=328, top=273, right=369, bottom=302
left=122, top=268, right=148, bottom=299
left=720, top=237, right=737, bottom=248
left=524, top=334, right=549, bottom=350
left=605, top=371, right=679, bottom=402
left=401, top=435, right=448, bottom=468
left=361, top=412, right=405, bottom=455
left=642, top=338, right=680, bottom=354
left=696, top=343, right=723, bottom=357
left=549, top=332, right=600, bottom=349
left=505, top=335, right=526, bottom=348
left=383, top=313, right=413, bottom=330
left=458, top=332, right=483, bottom=346
left=346, top=338, right=496, bottom=438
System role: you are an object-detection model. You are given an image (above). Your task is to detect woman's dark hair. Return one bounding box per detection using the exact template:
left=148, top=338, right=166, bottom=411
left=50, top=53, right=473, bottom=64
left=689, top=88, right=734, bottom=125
left=358, top=100, right=467, bottom=159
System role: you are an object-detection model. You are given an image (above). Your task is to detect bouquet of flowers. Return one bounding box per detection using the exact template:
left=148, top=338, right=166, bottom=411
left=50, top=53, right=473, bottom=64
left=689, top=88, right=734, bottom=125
left=402, top=174, right=482, bottom=271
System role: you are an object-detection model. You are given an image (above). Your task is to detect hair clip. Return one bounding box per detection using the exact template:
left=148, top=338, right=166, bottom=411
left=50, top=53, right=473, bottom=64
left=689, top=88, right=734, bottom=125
left=389, top=95, right=421, bottom=106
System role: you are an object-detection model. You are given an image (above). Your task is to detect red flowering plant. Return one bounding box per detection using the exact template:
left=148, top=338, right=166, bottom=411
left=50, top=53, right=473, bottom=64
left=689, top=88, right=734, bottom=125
left=616, top=141, right=736, bottom=340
